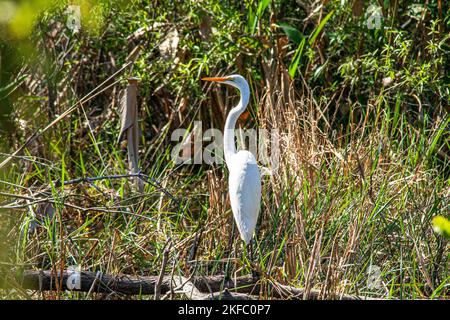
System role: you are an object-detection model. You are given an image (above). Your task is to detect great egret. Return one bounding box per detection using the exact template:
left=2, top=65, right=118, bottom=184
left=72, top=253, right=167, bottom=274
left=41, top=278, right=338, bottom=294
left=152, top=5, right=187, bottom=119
left=202, top=75, right=261, bottom=244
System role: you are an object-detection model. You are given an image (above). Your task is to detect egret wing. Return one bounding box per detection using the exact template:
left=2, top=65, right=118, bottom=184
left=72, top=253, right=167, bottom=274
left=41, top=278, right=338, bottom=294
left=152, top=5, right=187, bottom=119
left=228, top=150, right=261, bottom=244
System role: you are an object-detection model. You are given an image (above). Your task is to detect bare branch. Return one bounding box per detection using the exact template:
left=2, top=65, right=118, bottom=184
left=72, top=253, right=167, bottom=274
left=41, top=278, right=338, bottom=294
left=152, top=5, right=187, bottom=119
left=2, top=269, right=379, bottom=300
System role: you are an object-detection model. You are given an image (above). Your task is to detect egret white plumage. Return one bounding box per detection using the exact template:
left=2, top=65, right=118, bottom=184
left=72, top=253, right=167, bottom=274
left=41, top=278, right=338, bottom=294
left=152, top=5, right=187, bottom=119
left=202, top=75, right=261, bottom=244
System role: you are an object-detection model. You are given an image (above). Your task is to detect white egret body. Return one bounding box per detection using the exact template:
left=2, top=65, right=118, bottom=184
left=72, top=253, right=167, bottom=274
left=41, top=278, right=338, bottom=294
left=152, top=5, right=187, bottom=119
left=203, top=75, right=261, bottom=244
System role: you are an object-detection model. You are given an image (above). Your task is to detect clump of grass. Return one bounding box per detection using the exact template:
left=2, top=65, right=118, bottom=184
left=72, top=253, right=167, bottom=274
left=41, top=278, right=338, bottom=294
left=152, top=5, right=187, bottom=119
left=252, top=58, right=448, bottom=299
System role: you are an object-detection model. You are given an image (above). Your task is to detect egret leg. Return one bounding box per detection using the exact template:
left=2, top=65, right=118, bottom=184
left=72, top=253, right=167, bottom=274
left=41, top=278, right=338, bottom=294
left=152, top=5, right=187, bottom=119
left=249, top=238, right=260, bottom=279
left=224, top=221, right=236, bottom=281
left=249, top=240, right=253, bottom=265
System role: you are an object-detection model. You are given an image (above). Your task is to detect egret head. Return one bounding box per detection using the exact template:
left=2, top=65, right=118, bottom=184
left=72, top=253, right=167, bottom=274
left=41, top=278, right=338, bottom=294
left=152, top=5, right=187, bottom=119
left=202, top=74, right=249, bottom=92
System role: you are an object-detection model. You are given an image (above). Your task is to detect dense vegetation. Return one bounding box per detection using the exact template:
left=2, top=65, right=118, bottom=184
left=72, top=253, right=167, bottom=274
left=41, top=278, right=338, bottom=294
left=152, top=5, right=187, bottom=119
left=0, top=0, right=448, bottom=299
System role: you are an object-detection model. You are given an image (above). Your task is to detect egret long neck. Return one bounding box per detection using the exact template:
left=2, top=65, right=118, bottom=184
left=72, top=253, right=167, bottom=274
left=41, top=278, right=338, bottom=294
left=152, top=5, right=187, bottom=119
left=223, top=88, right=249, bottom=167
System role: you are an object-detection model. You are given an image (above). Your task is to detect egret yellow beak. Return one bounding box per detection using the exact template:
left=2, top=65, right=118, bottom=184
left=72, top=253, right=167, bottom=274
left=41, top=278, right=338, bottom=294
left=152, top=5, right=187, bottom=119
left=201, top=76, right=229, bottom=82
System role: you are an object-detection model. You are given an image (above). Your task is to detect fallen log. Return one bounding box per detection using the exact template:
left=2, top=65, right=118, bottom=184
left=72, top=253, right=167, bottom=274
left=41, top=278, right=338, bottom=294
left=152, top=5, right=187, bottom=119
left=1, top=269, right=377, bottom=300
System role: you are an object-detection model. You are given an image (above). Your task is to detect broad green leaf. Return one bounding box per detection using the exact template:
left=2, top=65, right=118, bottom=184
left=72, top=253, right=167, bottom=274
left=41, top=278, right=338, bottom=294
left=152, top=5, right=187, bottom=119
left=247, top=6, right=255, bottom=33
left=309, top=10, right=335, bottom=46
left=251, top=0, right=271, bottom=34
left=257, top=0, right=271, bottom=14
left=278, top=22, right=304, bottom=45
left=288, top=37, right=306, bottom=78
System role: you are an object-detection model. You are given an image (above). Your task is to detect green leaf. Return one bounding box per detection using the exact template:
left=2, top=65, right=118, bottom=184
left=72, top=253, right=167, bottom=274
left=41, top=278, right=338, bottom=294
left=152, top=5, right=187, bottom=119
left=309, top=9, right=335, bottom=46
left=256, top=0, right=271, bottom=17
left=278, top=22, right=304, bottom=45
left=247, top=6, right=255, bottom=33
left=0, top=74, right=28, bottom=99
left=432, top=215, right=450, bottom=239
left=426, top=116, right=449, bottom=159
left=288, top=37, right=306, bottom=78
left=312, top=61, right=328, bottom=80
left=250, top=0, right=271, bottom=35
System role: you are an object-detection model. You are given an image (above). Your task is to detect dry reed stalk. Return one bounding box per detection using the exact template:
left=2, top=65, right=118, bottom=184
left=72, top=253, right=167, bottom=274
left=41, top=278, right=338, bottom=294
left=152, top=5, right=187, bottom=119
left=119, top=77, right=143, bottom=193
